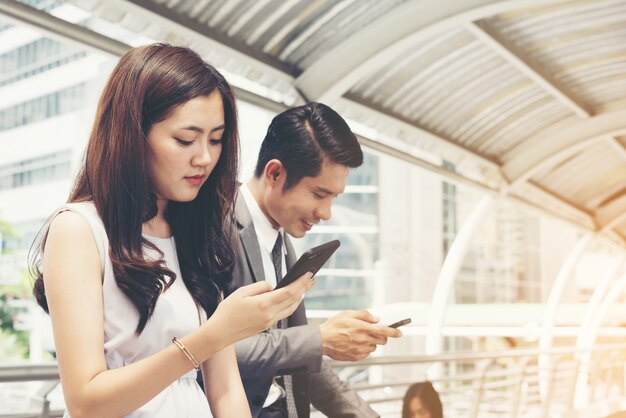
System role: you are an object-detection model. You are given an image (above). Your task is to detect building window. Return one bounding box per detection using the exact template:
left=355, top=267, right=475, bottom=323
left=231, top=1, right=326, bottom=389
left=0, top=83, right=86, bottom=131
left=0, top=150, right=71, bottom=190
left=442, top=162, right=458, bottom=257
left=0, top=38, right=87, bottom=87
left=302, top=152, right=379, bottom=309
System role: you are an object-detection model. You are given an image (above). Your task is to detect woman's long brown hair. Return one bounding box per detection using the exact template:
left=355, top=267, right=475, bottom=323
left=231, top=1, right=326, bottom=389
left=31, top=44, right=239, bottom=334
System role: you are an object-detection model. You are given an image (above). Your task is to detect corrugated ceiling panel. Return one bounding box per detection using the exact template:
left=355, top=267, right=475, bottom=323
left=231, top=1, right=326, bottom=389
left=483, top=0, right=626, bottom=109
left=353, top=27, right=470, bottom=103
left=174, top=0, right=405, bottom=71
left=287, top=0, right=406, bottom=69
left=349, top=27, right=573, bottom=162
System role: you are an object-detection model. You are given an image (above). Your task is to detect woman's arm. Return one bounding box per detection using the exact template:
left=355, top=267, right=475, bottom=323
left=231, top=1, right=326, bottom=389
left=203, top=344, right=251, bottom=417
left=44, top=211, right=314, bottom=418
left=44, top=211, right=227, bottom=418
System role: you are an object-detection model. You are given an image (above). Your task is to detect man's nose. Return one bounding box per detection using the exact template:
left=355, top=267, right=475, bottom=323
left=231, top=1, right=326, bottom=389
left=315, top=201, right=332, bottom=221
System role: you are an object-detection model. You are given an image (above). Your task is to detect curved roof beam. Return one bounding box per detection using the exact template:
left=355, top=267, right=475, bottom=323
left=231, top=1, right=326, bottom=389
left=295, top=0, right=571, bottom=103
left=596, top=193, right=626, bottom=232
left=606, top=136, right=626, bottom=161
left=502, top=108, right=626, bottom=188
left=466, top=21, right=591, bottom=118
left=521, top=182, right=595, bottom=229
left=337, top=97, right=502, bottom=172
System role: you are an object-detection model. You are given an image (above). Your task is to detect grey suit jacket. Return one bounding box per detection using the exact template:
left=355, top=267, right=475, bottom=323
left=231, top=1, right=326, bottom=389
left=225, top=190, right=378, bottom=418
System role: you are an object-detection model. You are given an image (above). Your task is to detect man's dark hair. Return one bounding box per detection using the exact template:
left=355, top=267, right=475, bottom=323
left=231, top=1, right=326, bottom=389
left=254, top=102, right=363, bottom=190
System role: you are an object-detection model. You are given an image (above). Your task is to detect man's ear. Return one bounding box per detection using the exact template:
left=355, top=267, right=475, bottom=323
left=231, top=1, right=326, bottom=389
left=264, top=159, right=285, bottom=188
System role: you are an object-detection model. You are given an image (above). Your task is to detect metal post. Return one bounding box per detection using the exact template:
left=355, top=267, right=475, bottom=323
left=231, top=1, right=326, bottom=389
left=511, top=356, right=532, bottom=418
left=470, top=359, right=497, bottom=418
left=36, top=380, right=58, bottom=418
left=542, top=360, right=559, bottom=418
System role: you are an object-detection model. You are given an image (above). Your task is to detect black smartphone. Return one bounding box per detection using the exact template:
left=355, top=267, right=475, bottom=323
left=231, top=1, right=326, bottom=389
left=387, top=318, right=411, bottom=328
left=274, top=239, right=341, bottom=289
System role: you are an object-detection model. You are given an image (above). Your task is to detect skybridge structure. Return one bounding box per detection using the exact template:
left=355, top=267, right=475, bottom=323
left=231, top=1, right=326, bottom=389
left=1, top=0, right=626, bottom=416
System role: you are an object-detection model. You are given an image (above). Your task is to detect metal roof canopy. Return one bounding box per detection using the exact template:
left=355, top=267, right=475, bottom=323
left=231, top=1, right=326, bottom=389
left=3, top=0, right=626, bottom=245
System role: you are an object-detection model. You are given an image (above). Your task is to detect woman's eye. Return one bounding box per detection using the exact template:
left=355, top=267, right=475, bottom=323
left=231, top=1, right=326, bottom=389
left=209, top=138, right=223, bottom=145
left=175, top=138, right=193, bottom=146
left=314, top=193, right=324, bottom=199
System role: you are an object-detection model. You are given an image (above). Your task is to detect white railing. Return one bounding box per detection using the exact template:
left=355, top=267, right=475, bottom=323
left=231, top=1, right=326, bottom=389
left=2, top=343, right=626, bottom=418
left=0, top=363, right=61, bottom=418
left=324, top=343, right=626, bottom=418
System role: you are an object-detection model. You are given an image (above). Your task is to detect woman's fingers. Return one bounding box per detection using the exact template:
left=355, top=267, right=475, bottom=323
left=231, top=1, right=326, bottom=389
left=233, top=280, right=273, bottom=297
left=260, top=272, right=315, bottom=321
left=273, top=272, right=314, bottom=302
left=216, top=272, right=316, bottom=340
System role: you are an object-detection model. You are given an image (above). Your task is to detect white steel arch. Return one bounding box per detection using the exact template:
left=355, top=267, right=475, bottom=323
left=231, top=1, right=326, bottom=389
left=295, top=0, right=572, bottom=103
left=502, top=108, right=626, bottom=186
left=336, top=97, right=502, bottom=172
left=574, top=258, right=624, bottom=405
left=425, top=195, right=496, bottom=359
left=573, top=271, right=626, bottom=406
left=596, top=193, right=626, bottom=232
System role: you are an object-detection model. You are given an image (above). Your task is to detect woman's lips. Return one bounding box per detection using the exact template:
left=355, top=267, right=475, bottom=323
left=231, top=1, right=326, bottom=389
left=184, top=175, right=204, bottom=186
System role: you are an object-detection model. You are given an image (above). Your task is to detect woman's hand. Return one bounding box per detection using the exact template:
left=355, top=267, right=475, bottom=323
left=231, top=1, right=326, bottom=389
left=210, top=272, right=315, bottom=346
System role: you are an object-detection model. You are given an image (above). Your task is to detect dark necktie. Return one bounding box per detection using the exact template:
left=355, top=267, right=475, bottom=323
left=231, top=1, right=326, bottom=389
left=271, top=232, right=297, bottom=417
left=271, top=232, right=283, bottom=283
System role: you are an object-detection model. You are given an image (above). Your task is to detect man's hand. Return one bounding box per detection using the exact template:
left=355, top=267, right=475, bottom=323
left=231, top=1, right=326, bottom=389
left=319, top=310, right=402, bottom=361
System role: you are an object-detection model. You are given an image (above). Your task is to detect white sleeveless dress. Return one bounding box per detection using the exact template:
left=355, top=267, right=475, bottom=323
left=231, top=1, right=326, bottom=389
left=44, top=202, right=213, bottom=418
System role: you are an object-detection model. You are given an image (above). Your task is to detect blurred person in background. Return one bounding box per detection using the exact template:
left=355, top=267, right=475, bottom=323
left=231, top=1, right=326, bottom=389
left=402, top=381, right=443, bottom=418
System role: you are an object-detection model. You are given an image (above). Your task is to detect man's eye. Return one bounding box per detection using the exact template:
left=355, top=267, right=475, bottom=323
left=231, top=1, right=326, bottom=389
left=176, top=138, right=193, bottom=146
left=314, top=193, right=324, bottom=199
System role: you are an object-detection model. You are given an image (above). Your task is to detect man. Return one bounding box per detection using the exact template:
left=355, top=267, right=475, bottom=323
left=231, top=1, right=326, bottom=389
left=226, top=102, right=402, bottom=417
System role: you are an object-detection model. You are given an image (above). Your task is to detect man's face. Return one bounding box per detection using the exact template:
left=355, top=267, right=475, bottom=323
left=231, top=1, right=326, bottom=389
left=265, top=159, right=350, bottom=238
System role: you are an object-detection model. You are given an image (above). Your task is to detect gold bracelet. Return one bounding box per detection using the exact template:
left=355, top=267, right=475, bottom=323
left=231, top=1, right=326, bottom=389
left=172, top=337, right=200, bottom=371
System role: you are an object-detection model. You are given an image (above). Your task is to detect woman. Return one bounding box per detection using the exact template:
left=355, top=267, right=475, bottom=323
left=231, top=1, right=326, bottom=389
left=30, top=44, right=314, bottom=418
left=402, top=381, right=443, bottom=418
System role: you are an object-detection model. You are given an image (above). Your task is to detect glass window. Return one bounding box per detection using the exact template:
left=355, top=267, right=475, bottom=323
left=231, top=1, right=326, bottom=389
left=0, top=37, right=87, bottom=87
left=0, top=150, right=72, bottom=190
left=301, top=152, right=379, bottom=309
left=0, top=83, right=86, bottom=131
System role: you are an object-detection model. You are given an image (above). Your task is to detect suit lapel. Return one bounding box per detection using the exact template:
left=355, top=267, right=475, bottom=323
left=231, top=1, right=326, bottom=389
left=235, top=190, right=265, bottom=283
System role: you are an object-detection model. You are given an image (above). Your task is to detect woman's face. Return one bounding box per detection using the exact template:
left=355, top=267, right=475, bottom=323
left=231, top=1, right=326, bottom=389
left=147, top=90, right=225, bottom=204
left=409, top=396, right=432, bottom=418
